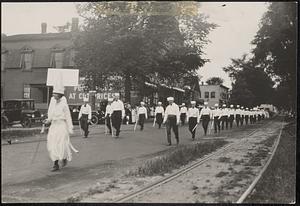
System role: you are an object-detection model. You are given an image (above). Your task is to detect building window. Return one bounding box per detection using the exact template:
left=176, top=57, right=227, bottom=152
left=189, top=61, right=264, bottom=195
left=69, top=49, right=76, bottom=66
left=211, top=91, right=215, bottom=98
left=24, top=84, right=31, bottom=99
left=205, top=92, right=209, bottom=98
left=20, top=47, right=34, bottom=71
left=51, top=52, right=64, bottom=68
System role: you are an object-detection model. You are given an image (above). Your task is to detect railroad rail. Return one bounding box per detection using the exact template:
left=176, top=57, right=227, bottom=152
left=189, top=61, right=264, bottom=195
left=114, top=119, right=279, bottom=203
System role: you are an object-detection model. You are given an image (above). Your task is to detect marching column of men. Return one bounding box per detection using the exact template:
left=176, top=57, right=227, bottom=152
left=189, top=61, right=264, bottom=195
left=98, top=94, right=270, bottom=146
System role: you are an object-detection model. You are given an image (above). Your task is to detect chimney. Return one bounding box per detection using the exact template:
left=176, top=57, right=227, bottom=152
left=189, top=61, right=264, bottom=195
left=41, top=22, right=47, bottom=34
left=71, top=18, right=79, bottom=32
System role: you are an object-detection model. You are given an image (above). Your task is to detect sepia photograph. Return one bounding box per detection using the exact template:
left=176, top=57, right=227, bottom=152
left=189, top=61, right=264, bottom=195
left=1, top=1, right=297, bottom=204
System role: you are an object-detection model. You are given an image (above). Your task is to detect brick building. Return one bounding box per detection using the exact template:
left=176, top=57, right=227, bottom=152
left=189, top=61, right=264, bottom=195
left=199, top=83, right=229, bottom=107
left=1, top=18, right=79, bottom=111
left=1, top=18, right=201, bottom=111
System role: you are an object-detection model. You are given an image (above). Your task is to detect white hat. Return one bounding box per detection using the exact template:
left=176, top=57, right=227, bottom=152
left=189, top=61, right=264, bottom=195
left=158, top=102, right=162, bottom=105
left=230, top=104, right=233, bottom=108
left=53, top=75, right=65, bottom=95
left=114, top=93, right=120, bottom=97
left=191, top=101, right=196, bottom=104
left=204, top=102, right=208, bottom=105
left=108, top=98, right=113, bottom=102
left=241, top=106, right=244, bottom=109
left=237, top=105, right=240, bottom=108
left=182, top=103, right=185, bottom=106
left=246, top=107, right=249, bottom=110
left=83, top=97, right=89, bottom=102
left=167, top=97, right=174, bottom=101
left=140, top=101, right=145, bottom=105
left=214, top=103, right=219, bottom=107
left=222, top=104, right=226, bottom=107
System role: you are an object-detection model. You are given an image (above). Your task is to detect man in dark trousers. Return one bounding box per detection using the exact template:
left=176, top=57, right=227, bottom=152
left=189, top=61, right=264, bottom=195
left=78, top=97, right=92, bottom=138
left=228, top=104, right=235, bottom=129
left=235, top=105, right=241, bottom=127
left=187, top=101, right=200, bottom=140
left=163, top=97, right=180, bottom=146
left=154, top=102, right=164, bottom=128
left=199, top=102, right=212, bottom=136
left=105, top=98, right=113, bottom=134
left=110, top=93, right=125, bottom=138
left=180, top=103, right=187, bottom=125
left=137, top=101, right=148, bottom=130
left=220, top=104, right=229, bottom=130
left=212, top=103, right=221, bottom=133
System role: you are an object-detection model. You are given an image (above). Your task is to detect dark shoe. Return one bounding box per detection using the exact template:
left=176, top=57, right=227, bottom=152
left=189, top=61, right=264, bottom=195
left=167, top=143, right=172, bottom=146
left=51, top=165, right=59, bottom=172
left=176, top=140, right=179, bottom=145
left=62, top=159, right=67, bottom=167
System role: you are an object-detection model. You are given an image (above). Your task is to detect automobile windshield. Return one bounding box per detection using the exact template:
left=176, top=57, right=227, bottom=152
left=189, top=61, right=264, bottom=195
left=21, top=101, right=34, bottom=110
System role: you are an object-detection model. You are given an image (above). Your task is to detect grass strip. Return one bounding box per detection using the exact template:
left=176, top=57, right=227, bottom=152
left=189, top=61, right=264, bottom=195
left=244, top=121, right=296, bottom=203
left=128, top=139, right=228, bottom=177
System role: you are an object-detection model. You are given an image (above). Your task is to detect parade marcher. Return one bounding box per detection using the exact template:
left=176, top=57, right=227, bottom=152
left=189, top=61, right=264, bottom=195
left=163, top=97, right=180, bottom=146
left=105, top=98, right=113, bottom=134
left=111, top=93, right=125, bottom=137
left=125, top=104, right=132, bottom=124
left=180, top=103, right=188, bottom=125
left=253, top=108, right=257, bottom=123
left=235, top=105, right=241, bottom=127
left=45, top=81, right=77, bottom=172
left=137, top=102, right=148, bottom=130
left=220, top=104, right=229, bottom=130
left=187, top=101, right=200, bottom=140
left=257, top=108, right=262, bottom=121
left=154, top=102, right=164, bottom=128
left=199, top=102, right=212, bottom=136
left=131, top=105, right=137, bottom=124
left=245, top=108, right=250, bottom=125
left=228, top=104, right=235, bottom=129
left=78, top=97, right=92, bottom=138
left=249, top=108, right=254, bottom=124
left=240, top=106, right=245, bottom=126
left=212, top=103, right=221, bottom=133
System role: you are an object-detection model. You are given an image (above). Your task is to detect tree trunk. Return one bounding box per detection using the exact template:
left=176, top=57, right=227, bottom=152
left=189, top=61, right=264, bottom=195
left=124, top=72, right=131, bottom=103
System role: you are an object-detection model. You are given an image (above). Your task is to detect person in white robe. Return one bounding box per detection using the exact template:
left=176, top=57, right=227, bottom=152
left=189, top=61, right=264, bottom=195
left=44, top=82, right=78, bottom=172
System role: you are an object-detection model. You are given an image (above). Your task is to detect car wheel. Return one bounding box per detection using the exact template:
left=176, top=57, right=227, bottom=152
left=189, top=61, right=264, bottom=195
left=21, top=118, right=32, bottom=128
left=90, top=115, right=99, bottom=125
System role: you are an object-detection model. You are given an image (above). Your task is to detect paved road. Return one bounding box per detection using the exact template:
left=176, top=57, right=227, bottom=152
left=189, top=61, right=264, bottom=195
left=1, top=120, right=263, bottom=202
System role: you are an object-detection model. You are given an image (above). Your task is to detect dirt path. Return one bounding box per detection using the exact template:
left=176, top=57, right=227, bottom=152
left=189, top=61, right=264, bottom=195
left=81, top=118, right=285, bottom=203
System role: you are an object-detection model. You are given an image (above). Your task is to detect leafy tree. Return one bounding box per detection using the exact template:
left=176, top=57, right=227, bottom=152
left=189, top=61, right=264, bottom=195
left=74, top=2, right=216, bottom=102
left=206, top=77, right=224, bottom=85
left=251, top=2, right=297, bottom=109
left=223, top=55, right=274, bottom=108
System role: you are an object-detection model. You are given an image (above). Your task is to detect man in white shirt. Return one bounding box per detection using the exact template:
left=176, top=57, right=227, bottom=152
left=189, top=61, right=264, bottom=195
left=220, top=104, right=229, bottom=130
left=228, top=104, right=235, bottom=129
left=240, top=106, right=245, bottom=126
left=180, top=103, right=188, bottom=126
left=245, top=108, right=250, bottom=125
left=187, top=101, right=200, bottom=140
left=235, top=105, right=241, bottom=127
left=105, top=98, right=113, bottom=134
left=199, top=102, right=212, bottom=136
left=163, top=97, right=180, bottom=146
left=154, top=102, right=164, bottom=129
left=137, top=102, right=148, bottom=130
left=110, top=93, right=125, bottom=137
left=78, top=97, right=92, bottom=138
left=212, top=103, right=221, bottom=133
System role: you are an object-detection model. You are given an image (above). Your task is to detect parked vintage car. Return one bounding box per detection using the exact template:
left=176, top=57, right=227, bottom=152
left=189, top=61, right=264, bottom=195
left=69, top=104, right=105, bottom=125
left=1, top=99, right=46, bottom=129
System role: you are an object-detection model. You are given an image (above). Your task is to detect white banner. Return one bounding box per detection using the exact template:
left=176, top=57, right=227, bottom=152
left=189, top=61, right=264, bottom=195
left=46, top=68, right=79, bottom=86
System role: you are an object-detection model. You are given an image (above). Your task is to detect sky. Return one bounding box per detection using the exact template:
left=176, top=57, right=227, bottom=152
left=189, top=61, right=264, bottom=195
left=1, top=2, right=269, bottom=88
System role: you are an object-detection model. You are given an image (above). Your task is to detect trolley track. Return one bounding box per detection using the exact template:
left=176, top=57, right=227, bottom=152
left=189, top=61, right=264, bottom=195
left=114, top=119, right=279, bottom=203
